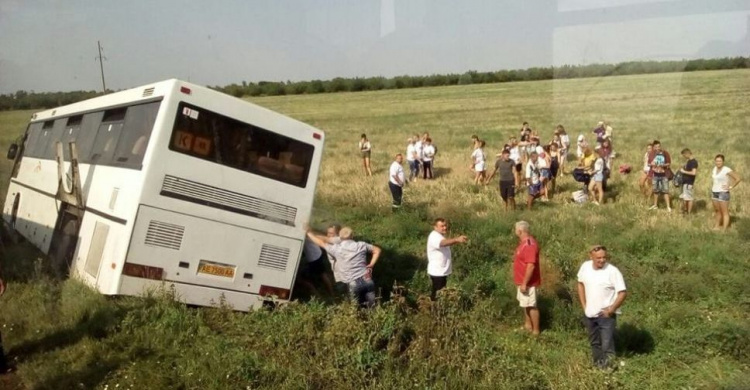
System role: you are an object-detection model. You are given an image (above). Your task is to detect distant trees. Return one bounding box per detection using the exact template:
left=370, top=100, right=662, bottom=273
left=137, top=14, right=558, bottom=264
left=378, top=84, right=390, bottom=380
left=2, top=56, right=748, bottom=111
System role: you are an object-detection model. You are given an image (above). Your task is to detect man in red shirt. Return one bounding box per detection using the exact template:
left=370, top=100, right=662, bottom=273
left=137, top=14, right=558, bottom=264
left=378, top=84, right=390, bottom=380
left=513, top=220, right=542, bottom=335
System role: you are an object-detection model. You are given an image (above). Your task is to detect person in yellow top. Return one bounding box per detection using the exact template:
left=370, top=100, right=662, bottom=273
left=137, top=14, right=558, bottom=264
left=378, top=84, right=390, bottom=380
left=579, top=147, right=597, bottom=173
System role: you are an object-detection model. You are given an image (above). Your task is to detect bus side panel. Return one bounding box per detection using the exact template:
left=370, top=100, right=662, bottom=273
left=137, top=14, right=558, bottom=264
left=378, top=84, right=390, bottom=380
left=121, top=205, right=302, bottom=300
left=70, top=212, right=130, bottom=295
left=3, top=183, right=59, bottom=254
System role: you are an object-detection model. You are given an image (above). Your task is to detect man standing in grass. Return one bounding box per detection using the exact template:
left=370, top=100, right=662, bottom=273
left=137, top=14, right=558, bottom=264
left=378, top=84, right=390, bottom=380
left=388, top=154, right=405, bottom=210
left=577, top=245, right=627, bottom=370
left=513, top=221, right=541, bottom=335
left=426, top=218, right=468, bottom=300
left=648, top=140, right=672, bottom=212
left=486, top=149, right=517, bottom=210
left=679, top=148, right=698, bottom=214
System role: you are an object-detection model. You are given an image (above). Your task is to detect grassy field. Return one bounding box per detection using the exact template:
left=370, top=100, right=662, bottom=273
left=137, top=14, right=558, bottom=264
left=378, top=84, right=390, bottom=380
left=0, top=69, right=749, bottom=389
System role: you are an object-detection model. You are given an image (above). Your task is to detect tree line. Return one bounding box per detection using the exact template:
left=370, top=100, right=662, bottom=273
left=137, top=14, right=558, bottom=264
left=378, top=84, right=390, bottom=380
left=1, top=56, right=748, bottom=111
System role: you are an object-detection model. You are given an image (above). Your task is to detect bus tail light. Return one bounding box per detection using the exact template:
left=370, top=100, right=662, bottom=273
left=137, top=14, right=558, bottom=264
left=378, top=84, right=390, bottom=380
left=180, top=86, right=192, bottom=95
left=259, top=285, right=290, bottom=300
left=313, top=133, right=322, bottom=140
left=123, top=262, right=164, bottom=281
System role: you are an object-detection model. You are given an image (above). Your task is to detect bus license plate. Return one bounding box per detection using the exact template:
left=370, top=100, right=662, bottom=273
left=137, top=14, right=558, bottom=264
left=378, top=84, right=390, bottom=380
left=197, top=261, right=236, bottom=278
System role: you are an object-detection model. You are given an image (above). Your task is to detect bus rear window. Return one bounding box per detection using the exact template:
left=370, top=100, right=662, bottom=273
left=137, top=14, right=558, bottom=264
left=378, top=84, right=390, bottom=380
left=169, top=102, right=314, bottom=188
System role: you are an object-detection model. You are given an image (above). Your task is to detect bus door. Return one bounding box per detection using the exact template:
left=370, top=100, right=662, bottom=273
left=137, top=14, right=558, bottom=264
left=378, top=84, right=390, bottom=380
left=47, top=203, right=83, bottom=276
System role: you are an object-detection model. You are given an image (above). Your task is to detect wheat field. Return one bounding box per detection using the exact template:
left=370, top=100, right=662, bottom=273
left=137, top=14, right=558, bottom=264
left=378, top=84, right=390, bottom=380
left=0, top=69, right=748, bottom=389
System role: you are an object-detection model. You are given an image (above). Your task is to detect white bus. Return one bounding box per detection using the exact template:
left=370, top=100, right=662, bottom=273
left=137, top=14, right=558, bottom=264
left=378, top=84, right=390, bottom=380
left=2, top=79, right=325, bottom=311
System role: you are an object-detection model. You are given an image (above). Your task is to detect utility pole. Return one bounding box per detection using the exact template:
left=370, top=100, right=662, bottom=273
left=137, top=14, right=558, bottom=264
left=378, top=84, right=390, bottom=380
left=96, top=41, right=107, bottom=93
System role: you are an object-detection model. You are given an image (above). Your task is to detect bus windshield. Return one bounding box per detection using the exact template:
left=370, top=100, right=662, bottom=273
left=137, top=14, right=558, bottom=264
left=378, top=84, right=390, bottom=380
left=169, top=102, right=314, bottom=188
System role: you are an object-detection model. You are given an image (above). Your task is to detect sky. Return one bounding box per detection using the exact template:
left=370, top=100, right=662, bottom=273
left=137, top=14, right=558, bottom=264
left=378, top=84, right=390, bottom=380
left=0, top=0, right=748, bottom=93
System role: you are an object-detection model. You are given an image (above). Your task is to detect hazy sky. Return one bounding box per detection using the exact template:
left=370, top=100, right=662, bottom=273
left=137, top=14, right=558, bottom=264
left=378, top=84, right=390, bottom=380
left=0, top=0, right=748, bottom=93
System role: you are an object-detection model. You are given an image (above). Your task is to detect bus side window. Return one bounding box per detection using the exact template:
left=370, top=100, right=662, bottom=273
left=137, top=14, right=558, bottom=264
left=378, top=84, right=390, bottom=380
left=89, top=108, right=126, bottom=164
left=113, top=101, right=160, bottom=168
left=75, top=111, right=104, bottom=163
left=42, top=119, right=67, bottom=160
left=23, top=122, right=44, bottom=158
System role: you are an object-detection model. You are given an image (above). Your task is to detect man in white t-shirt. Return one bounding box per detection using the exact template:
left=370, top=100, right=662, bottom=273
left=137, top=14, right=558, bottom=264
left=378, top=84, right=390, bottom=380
left=577, top=245, right=627, bottom=369
left=426, top=218, right=468, bottom=300
left=388, top=154, right=405, bottom=210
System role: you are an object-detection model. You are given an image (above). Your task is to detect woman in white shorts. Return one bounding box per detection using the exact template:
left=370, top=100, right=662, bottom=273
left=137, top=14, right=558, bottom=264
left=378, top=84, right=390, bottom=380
left=472, top=140, right=487, bottom=185
left=711, top=154, right=741, bottom=231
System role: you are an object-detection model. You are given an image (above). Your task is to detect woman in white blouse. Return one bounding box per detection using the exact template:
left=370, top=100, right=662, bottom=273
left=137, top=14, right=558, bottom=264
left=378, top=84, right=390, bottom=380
left=471, top=140, right=487, bottom=185
left=711, top=154, right=741, bottom=231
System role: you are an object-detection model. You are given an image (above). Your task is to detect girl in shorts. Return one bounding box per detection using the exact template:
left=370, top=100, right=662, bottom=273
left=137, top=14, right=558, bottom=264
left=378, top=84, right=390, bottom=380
left=711, top=154, right=741, bottom=231
left=359, top=134, right=373, bottom=177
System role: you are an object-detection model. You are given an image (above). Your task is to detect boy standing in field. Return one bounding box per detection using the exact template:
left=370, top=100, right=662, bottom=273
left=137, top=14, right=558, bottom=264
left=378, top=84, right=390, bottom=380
left=679, top=148, right=698, bottom=214
left=648, top=140, right=672, bottom=212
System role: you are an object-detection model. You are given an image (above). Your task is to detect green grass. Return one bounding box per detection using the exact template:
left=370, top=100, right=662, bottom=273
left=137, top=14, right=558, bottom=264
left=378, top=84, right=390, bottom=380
left=1, top=69, right=749, bottom=389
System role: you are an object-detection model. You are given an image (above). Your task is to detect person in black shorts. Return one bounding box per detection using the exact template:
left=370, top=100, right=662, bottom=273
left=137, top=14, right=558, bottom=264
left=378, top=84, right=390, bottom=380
left=486, top=149, right=517, bottom=211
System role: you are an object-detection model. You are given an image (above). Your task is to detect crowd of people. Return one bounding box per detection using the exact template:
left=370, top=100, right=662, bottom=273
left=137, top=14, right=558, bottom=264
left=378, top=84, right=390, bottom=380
left=291, top=119, right=743, bottom=371
left=369, top=121, right=742, bottom=228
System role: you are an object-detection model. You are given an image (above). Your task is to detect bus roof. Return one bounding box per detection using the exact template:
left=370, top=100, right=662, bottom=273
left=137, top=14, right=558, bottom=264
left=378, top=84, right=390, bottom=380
left=28, top=79, right=325, bottom=139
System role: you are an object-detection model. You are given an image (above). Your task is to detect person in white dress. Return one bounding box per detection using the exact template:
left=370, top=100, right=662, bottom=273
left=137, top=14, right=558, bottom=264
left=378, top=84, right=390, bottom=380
left=471, top=140, right=487, bottom=185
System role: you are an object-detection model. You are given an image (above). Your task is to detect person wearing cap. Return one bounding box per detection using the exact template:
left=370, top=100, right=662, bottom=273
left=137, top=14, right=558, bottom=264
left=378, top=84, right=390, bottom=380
left=486, top=148, right=517, bottom=210
left=577, top=245, right=627, bottom=369
left=513, top=221, right=542, bottom=335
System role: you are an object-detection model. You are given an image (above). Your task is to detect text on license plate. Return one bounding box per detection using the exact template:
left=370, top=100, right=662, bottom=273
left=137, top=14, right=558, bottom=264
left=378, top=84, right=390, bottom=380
left=197, top=261, right=236, bottom=278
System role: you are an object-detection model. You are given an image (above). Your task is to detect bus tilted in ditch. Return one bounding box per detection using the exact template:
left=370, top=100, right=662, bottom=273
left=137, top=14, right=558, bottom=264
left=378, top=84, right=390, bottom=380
left=2, top=79, right=325, bottom=311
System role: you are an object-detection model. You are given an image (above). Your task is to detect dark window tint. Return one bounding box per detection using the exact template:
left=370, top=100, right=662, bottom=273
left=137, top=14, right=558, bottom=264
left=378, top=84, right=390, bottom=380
left=89, top=108, right=126, bottom=164
left=59, top=115, right=83, bottom=160
left=112, top=101, right=160, bottom=168
left=169, top=102, right=314, bottom=188
left=75, top=112, right=104, bottom=162
left=23, top=122, right=44, bottom=157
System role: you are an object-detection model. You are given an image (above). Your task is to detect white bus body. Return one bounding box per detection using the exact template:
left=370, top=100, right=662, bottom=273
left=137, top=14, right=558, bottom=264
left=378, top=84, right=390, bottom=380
left=2, top=79, right=325, bottom=311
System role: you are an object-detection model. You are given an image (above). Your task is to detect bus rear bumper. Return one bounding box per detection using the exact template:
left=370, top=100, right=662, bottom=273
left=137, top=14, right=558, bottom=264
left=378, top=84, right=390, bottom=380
left=118, top=275, right=281, bottom=311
